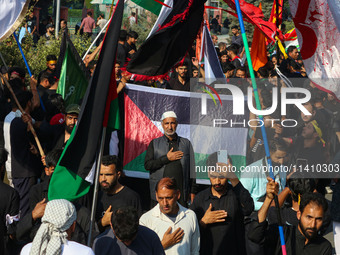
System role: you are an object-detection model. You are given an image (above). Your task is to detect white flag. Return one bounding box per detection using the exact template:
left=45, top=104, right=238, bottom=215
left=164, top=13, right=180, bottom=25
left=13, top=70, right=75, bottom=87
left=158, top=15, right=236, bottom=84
left=0, top=0, right=30, bottom=42
left=289, top=0, right=340, bottom=100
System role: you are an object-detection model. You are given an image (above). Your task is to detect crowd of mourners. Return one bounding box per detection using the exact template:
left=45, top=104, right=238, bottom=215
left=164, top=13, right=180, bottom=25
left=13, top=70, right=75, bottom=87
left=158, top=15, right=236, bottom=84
left=0, top=10, right=340, bottom=255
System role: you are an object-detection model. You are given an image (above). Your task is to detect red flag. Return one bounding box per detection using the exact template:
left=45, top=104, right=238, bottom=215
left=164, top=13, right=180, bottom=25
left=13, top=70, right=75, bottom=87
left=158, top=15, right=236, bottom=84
left=223, top=0, right=283, bottom=42
left=250, top=3, right=268, bottom=71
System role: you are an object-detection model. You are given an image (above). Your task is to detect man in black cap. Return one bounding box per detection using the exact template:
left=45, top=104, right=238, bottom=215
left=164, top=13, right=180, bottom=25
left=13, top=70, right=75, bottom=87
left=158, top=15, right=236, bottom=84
left=53, top=104, right=80, bottom=150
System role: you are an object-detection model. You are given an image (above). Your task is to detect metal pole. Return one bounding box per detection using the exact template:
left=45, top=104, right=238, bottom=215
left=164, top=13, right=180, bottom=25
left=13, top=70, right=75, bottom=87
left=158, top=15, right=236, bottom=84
left=87, top=127, right=107, bottom=246
left=82, top=19, right=110, bottom=61
left=13, top=33, right=32, bottom=77
left=13, top=32, right=46, bottom=112
left=232, top=0, right=287, bottom=254
left=56, top=0, right=61, bottom=36
left=0, top=52, right=8, bottom=70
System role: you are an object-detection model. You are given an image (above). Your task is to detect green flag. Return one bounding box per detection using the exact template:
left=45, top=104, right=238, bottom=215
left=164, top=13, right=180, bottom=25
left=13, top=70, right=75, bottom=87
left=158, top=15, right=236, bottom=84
left=57, top=45, right=88, bottom=106
left=48, top=0, right=124, bottom=202
left=131, top=0, right=165, bottom=15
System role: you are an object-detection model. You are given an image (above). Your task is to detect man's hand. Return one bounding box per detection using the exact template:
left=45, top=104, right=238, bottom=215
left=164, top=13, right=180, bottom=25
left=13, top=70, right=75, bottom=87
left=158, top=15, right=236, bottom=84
left=265, top=177, right=279, bottom=200
left=29, top=142, right=38, bottom=155
left=121, top=71, right=132, bottom=83
left=41, top=156, right=46, bottom=166
left=191, top=57, right=199, bottom=67
left=32, top=198, right=47, bottom=221
left=101, top=205, right=112, bottom=227
left=200, top=203, right=227, bottom=226
left=29, top=76, right=37, bottom=89
left=215, top=162, right=239, bottom=186
left=167, top=147, right=183, bottom=161
left=161, top=227, right=184, bottom=250
left=21, top=113, right=32, bottom=124
left=129, top=49, right=135, bottom=55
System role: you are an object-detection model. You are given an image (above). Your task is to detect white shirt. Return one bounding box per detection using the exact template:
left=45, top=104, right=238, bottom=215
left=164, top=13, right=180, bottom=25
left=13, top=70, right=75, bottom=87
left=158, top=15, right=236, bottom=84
left=129, top=16, right=136, bottom=26
left=20, top=241, right=94, bottom=255
left=97, top=18, right=107, bottom=33
left=140, top=203, right=200, bottom=255
left=3, top=110, right=22, bottom=184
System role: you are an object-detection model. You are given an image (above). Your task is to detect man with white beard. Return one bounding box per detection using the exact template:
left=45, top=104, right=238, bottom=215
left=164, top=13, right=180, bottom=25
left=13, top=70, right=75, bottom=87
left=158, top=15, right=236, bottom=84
left=145, top=111, right=196, bottom=207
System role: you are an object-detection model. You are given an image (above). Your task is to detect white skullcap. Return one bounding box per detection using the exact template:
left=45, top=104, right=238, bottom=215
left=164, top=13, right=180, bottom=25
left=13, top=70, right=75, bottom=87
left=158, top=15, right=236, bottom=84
left=161, top=111, right=177, bottom=121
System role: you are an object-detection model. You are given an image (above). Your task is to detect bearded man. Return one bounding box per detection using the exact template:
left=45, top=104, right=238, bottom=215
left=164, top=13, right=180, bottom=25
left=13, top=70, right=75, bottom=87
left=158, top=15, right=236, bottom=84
left=96, top=155, right=142, bottom=232
left=145, top=111, right=196, bottom=207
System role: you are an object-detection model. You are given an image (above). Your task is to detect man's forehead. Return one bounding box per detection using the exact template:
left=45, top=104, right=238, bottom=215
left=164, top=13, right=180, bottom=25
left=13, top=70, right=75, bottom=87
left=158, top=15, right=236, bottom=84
left=157, top=187, right=177, bottom=195
left=66, top=113, right=78, bottom=118
left=100, top=164, right=116, bottom=172
left=302, top=202, right=324, bottom=217
left=162, top=117, right=177, bottom=123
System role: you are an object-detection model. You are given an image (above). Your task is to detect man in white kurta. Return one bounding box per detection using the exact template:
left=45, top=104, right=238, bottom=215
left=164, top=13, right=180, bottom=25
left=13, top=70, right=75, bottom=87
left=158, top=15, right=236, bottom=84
left=140, top=177, right=200, bottom=255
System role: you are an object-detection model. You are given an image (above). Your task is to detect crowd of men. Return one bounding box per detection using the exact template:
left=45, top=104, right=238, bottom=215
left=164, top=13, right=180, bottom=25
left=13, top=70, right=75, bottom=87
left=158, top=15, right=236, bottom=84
left=0, top=9, right=340, bottom=255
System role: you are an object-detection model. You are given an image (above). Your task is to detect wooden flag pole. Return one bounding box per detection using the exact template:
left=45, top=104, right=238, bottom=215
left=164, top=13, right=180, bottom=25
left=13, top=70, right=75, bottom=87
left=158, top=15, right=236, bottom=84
left=0, top=73, right=45, bottom=158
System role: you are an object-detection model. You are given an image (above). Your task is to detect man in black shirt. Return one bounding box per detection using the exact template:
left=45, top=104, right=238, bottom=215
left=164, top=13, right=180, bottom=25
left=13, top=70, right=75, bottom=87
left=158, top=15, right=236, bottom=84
left=169, top=63, right=190, bottom=91
left=248, top=178, right=332, bottom=255
left=125, top=31, right=138, bottom=60
left=190, top=152, right=254, bottom=255
left=37, top=55, right=57, bottom=85
left=0, top=149, right=20, bottom=255
left=96, top=155, right=142, bottom=232
left=117, top=30, right=128, bottom=66
left=231, top=25, right=244, bottom=56
left=93, top=207, right=164, bottom=255
left=10, top=92, right=43, bottom=217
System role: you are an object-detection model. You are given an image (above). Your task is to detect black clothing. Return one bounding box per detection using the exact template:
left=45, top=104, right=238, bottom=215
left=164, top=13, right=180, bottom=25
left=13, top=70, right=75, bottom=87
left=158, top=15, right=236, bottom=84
left=16, top=178, right=98, bottom=245
left=144, top=135, right=195, bottom=202
left=210, top=18, right=220, bottom=33
left=162, top=135, right=183, bottom=200
left=124, top=42, right=137, bottom=59
left=223, top=18, right=231, bottom=29
left=96, top=186, right=142, bottom=231
left=248, top=220, right=332, bottom=255
left=0, top=182, right=20, bottom=255
left=231, top=34, right=244, bottom=53
left=231, top=57, right=242, bottom=69
left=117, top=43, right=127, bottom=66
left=26, top=18, right=36, bottom=32
left=169, top=77, right=190, bottom=91
left=190, top=183, right=254, bottom=255
left=291, top=136, right=326, bottom=175
left=10, top=117, right=43, bottom=178
left=268, top=205, right=331, bottom=235
left=323, top=100, right=340, bottom=114
left=93, top=226, right=165, bottom=255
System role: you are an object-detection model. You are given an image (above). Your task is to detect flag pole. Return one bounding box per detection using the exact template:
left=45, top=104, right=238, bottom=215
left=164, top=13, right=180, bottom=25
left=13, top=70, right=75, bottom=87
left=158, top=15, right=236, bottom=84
left=55, top=0, right=61, bottom=37
left=13, top=32, right=46, bottom=112
left=13, top=32, right=32, bottom=77
left=0, top=73, right=45, bottom=157
left=87, top=127, right=106, bottom=246
left=0, top=52, right=8, bottom=70
left=82, top=20, right=110, bottom=61
left=232, top=0, right=287, bottom=254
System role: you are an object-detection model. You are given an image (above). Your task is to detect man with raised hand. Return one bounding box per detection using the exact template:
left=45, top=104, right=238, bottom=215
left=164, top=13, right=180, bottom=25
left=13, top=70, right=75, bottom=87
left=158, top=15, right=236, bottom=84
left=248, top=177, right=332, bottom=255
left=190, top=152, right=253, bottom=255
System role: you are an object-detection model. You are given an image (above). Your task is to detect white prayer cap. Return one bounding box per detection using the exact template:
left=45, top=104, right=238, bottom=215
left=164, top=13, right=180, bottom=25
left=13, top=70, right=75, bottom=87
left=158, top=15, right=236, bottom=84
left=161, top=111, right=177, bottom=121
